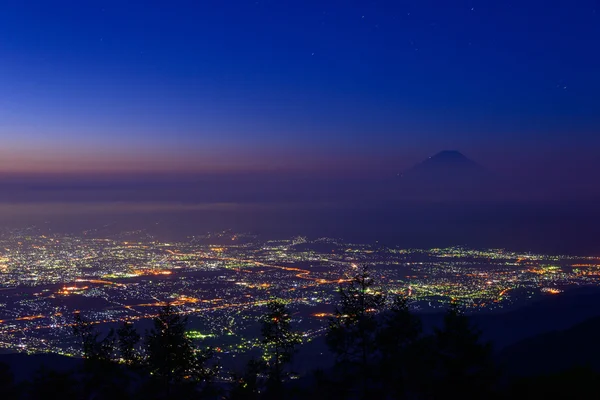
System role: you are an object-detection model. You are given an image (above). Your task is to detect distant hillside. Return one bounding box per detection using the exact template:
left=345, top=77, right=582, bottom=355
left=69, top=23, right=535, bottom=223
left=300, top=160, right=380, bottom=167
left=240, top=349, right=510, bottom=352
left=472, top=287, right=600, bottom=349
left=410, top=287, right=600, bottom=352
left=498, top=314, right=600, bottom=376
left=293, top=287, right=600, bottom=376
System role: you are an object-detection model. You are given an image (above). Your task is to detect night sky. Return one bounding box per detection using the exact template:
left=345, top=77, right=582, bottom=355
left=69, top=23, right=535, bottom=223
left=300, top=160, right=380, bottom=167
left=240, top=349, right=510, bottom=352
left=1, top=1, right=599, bottom=177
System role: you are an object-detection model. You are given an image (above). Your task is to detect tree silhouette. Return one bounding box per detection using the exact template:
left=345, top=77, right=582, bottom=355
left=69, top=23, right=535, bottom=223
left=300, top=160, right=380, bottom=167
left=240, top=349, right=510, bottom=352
left=376, top=294, right=423, bottom=398
left=117, top=321, right=141, bottom=367
left=229, top=359, right=265, bottom=400
left=72, top=312, right=136, bottom=398
left=145, top=302, right=213, bottom=398
left=72, top=311, right=114, bottom=365
left=260, top=299, right=300, bottom=397
left=430, top=302, right=496, bottom=399
left=326, top=266, right=385, bottom=398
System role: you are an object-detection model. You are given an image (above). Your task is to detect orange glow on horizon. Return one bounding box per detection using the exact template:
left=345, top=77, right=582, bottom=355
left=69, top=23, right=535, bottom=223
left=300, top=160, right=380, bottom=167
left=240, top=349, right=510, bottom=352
left=0, top=145, right=405, bottom=178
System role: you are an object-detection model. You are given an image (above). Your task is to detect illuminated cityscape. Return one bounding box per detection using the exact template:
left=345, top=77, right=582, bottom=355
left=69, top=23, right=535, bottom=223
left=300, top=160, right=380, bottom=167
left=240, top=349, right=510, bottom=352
left=0, top=228, right=598, bottom=363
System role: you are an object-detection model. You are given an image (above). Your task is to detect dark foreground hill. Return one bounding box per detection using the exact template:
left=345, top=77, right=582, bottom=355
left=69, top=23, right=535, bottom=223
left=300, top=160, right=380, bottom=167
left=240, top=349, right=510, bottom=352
left=471, top=286, right=600, bottom=350
left=291, top=287, right=600, bottom=375
left=499, top=314, right=600, bottom=376
left=0, top=353, right=80, bottom=382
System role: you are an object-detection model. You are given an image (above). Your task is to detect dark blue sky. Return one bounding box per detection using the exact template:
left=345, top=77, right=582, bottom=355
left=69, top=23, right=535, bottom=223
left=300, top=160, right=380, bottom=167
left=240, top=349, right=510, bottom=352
left=1, top=0, right=599, bottom=175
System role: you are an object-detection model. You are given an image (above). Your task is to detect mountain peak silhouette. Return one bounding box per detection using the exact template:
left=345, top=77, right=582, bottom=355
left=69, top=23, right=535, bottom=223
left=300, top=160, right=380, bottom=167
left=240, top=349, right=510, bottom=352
left=403, top=151, right=485, bottom=178
left=422, top=150, right=479, bottom=165
left=397, top=151, right=494, bottom=200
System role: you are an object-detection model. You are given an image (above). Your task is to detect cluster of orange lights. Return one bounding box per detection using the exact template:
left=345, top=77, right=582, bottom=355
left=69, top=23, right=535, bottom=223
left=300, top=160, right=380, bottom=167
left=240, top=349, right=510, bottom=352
left=176, top=295, right=200, bottom=304
left=541, top=287, right=563, bottom=295
left=15, top=315, right=44, bottom=321
left=133, top=269, right=172, bottom=276
left=57, top=285, right=89, bottom=295
left=528, top=268, right=554, bottom=275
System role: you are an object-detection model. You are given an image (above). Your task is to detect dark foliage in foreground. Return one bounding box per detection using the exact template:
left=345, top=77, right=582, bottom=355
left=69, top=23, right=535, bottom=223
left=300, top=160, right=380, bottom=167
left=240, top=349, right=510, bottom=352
left=1, top=268, right=597, bottom=399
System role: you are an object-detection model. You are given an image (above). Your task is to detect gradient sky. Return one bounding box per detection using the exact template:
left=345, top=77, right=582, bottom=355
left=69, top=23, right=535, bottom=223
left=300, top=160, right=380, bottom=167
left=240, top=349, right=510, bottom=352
left=1, top=0, right=599, bottom=175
